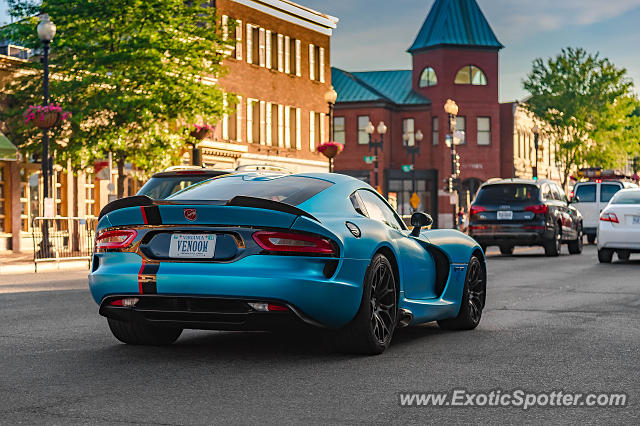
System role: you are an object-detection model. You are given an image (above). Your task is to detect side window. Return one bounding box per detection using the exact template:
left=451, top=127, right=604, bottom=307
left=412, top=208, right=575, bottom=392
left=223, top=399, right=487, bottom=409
left=574, top=184, right=596, bottom=202
left=552, top=184, right=567, bottom=203
left=357, top=190, right=405, bottom=230
left=542, top=184, right=553, bottom=201
left=349, top=192, right=367, bottom=217
left=600, top=184, right=621, bottom=203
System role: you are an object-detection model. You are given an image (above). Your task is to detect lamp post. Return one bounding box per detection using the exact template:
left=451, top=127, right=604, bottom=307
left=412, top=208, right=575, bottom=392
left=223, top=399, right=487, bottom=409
left=365, top=121, right=387, bottom=192
left=37, top=14, right=56, bottom=211
left=444, top=99, right=459, bottom=228
left=532, top=125, right=540, bottom=180
left=324, top=87, right=338, bottom=172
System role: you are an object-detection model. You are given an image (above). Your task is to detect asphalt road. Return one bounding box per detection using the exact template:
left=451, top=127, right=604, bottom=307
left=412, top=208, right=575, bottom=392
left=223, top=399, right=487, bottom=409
left=1, top=245, right=638, bottom=425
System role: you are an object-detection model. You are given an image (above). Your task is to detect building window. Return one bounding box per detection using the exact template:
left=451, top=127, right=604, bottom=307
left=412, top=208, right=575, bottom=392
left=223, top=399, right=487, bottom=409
left=309, top=111, right=316, bottom=151
left=432, top=117, right=439, bottom=145
left=455, top=116, right=466, bottom=144
left=477, top=117, right=491, bottom=145
left=284, top=36, right=291, bottom=74
left=258, top=28, right=266, bottom=67
left=308, top=44, right=323, bottom=81
left=402, top=118, right=415, bottom=146
left=454, top=65, right=487, bottom=85
left=265, top=30, right=272, bottom=69
left=85, top=173, right=96, bottom=217
left=333, top=117, right=345, bottom=144
left=234, top=19, right=243, bottom=60
left=295, top=39, right=301, bottom=77
left=284, top=106, right=291, bottom=148
left=295, top=108, right=302, bottom=149
left=247, top=98, right=261, bottom=143
left=358, top=116, right=370, bottom=145
left=246, top=23, right=253, bottom=64
left=309, top=44, right=315, bottom=80
left=419, top=67, right=437, bottom=87
left=277, top=34, right=284, bottom=72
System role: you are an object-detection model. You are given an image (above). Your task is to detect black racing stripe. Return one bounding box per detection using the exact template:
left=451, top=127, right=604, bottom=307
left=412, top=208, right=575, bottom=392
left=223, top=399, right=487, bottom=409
left=143, top=206, right=162, bottom=225
left=140, top=263, right=159, bottom=294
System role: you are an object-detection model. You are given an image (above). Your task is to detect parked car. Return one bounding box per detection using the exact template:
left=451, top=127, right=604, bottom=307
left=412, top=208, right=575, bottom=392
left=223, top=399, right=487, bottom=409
left=571, top=179, right=637, bottom=244
left=92, top=172, right=486, bottom=355
left=137, top=167, right=230, bottom=199
left=597, top=188, right=640, bottom=263
left=468, top=179, right=583, bottom=256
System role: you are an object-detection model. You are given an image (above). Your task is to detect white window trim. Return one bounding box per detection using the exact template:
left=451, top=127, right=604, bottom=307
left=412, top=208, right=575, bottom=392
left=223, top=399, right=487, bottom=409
left=222, top=93, right=229, bottom=140
left=266, top=102, right=272, bottom=145
left=246, top=98, right=255, bottom=142
left=246, top=23, right=253, bottom=64
left=295, top=40, right=301, bottom=77
left=284, top=106, right=291, bottom=148
left=309, top=111, right=315, bottom=150
left=320, top=112, right=326, bottom=144
left=259, top=28, right=266, bottom=67
left=222, top=15, right=228, bottom=41
left=278, top=105, right=284, bottom=147
left=235, top=20, right=243, bottom=61
left=296, top=108, right=302, bottom=149
left=259, top=101, right=266, bottom=145
left=236, top=96, right=243, bottom=142
left=309, top=44, right=315, bottom=80
left=277, top=34, right=284, bottom=73
left=284, top=36, right=291, bottom=74
left=265, top=30, right=272, bottom=69
left=319, top=47, right=325, bottom=83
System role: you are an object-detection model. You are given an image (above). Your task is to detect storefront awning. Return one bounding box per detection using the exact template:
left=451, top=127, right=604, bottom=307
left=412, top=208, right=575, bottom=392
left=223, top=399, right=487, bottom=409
left=0, top=131, right=18, bottom=161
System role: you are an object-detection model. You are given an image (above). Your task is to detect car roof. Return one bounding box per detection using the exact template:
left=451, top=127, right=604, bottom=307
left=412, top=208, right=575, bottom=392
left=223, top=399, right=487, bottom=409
left=150, top=169, right=231, bottom=178
left=481, top=178, right=551, bottom=187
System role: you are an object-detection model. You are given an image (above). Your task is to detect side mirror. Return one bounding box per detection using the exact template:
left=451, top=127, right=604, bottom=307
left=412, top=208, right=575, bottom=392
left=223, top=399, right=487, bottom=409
left=410, top=212, right=433, bottom=237
left=570, top=196, right=580, bottom=203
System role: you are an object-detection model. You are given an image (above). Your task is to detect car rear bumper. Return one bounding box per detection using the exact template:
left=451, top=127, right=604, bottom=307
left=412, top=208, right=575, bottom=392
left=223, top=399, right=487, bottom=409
left=597, top=224, right=640, bottom=250
left=89, top=252, right=369, bottom=329
left=469, top=223, right=553, bottom=246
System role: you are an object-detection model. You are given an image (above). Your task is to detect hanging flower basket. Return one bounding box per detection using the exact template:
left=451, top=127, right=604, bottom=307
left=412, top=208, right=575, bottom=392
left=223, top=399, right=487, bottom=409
left=25, top=104, right=71, bottom=129
left=189, top=123, right=215, bottom=142
left=317, top=141, right=344, bottom=159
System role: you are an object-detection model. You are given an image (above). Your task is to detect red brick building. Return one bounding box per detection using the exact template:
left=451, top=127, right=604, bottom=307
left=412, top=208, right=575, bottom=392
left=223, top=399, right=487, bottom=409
left=333, top=0, right=505, bottom=228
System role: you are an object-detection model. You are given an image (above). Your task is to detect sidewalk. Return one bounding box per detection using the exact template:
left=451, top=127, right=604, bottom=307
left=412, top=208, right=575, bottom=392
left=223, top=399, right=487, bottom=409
left=0, top=251, right=90, bottom=274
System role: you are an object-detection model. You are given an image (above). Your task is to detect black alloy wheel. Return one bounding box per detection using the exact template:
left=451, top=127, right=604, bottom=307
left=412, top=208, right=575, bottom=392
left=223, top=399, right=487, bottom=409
left=335, top=253, right=398, bottom=355
left=568, top=226, right=584, bottom=255
left=438, top=256, right=486, bottom=330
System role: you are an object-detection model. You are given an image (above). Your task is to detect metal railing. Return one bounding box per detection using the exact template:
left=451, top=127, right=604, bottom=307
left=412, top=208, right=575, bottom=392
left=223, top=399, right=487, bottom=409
left=31, top=217, right=97, bottom=272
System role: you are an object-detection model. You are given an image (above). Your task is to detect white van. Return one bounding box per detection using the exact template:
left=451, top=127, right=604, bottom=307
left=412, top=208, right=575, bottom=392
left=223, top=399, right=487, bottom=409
left=571, top=180, right=638, bottom=243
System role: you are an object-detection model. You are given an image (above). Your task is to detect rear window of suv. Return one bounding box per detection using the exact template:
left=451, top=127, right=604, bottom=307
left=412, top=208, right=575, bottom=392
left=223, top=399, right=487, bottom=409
left=475, top=184, right=539, bottom=204
left=600, top=183, right=621, bottom=202
left=574, top=184, right=596, bottom=202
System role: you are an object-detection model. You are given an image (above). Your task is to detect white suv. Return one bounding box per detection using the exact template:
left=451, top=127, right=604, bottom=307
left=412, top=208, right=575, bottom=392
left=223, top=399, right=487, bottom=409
left=571, top=180, right=637, bottom=243
left=597, top=188, right=640, bottom=262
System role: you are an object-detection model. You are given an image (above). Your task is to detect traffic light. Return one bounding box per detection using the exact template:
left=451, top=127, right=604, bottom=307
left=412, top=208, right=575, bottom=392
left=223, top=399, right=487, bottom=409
left=447, top=177, right=454, bottom=193
left=455, top=153, right=461, bottom=176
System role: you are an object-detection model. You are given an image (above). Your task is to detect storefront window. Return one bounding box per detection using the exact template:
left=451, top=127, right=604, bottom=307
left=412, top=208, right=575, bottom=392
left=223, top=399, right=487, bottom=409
left=388, top=178, right=432, bottom=217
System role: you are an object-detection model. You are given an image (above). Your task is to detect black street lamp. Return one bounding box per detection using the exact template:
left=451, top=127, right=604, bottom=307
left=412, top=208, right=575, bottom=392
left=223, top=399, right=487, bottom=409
left=532, top=125, right=540, bottom=180
left=324, top=86, right=338, bottom=172
left=37, top=14, right=56, bottom=210
left=444, top=99, right=459, bottom=228
left=365, top=121, right=387, bottom=192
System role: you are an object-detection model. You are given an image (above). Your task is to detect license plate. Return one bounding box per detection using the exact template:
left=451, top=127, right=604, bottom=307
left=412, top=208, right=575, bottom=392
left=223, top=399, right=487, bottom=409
left=169, top=234, right=216, bottom=258
left=633, top=216, right=640, bottom=225
left=497, top=210, right=513, bottom=220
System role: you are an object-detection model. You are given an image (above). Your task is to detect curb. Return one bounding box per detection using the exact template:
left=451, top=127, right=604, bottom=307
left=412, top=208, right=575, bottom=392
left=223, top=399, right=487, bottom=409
left=0, top=260, right=90, bottom=275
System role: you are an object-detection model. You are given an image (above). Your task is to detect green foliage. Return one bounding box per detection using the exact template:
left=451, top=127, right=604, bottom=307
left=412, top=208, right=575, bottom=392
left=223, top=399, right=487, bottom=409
left=1, top=0, right=234, bottom=179
left=523, top=47, right=637, bottom=186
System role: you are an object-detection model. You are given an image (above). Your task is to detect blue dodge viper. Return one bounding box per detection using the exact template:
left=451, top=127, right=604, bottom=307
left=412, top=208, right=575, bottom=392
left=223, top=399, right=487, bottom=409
left=90, top=172, right=486, bottom=354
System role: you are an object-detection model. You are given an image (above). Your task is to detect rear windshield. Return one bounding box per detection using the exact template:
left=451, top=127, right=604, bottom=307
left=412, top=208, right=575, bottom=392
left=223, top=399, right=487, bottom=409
left=475, top=184, right=539, bottom=204
left=137, top=176, right=213, bottom=199
left=169, top=174, right=333, bottom=206
left=610, top=191, right=640, bottom=205
left=574, top=184, right=596, bottom=202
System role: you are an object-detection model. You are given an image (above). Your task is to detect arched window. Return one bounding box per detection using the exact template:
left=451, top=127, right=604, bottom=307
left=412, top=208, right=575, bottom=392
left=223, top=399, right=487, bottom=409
left=454, top=65, right=487, bottom=85
left=419, top=67, right=438, bottom=87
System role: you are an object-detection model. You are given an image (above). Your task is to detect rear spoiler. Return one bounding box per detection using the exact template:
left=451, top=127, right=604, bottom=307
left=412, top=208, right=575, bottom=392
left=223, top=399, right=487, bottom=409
left=98, top=195, right=319, bottom=222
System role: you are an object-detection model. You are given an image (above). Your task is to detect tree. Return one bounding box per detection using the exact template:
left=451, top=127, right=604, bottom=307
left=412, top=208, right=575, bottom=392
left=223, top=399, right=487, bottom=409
left=523, top=47, right=634, bottom=188
left=1, top=0, right=234, bottom=197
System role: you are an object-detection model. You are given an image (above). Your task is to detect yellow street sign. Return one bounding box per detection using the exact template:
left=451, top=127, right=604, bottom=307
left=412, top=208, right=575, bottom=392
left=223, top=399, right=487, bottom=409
left=410, top=192, right=421, bottom=209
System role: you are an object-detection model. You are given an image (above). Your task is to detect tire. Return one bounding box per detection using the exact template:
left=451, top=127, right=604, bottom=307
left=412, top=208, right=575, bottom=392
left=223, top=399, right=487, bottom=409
left=568, top=227, right=583, bottom=255
left=617, top=250, right=631, bottom=261
left=544, top=226, right=561, bottom=257
left=499, top=245, right=514, bottom=256
left=107, top=318, right=182, bottom=345
left=438, top=256, right=486, bottom=331
left=598, top=248, right=613, bottom=263
left=587, top=234, right=596, bottom=245
left=335, top=253, right=398, bottom=355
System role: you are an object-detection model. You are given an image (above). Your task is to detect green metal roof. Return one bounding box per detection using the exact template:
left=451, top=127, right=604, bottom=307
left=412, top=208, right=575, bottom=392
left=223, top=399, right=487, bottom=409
left=408, top=0, right=503, bottom=53
left=0, top=131, right=18, bottom=161
left=332, top=68, right=430, bottom=106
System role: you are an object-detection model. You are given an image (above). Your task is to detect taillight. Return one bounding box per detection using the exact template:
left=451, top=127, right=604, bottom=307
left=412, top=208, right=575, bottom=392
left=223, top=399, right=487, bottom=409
left=600, top=212, right=619, bottom=223
left=525, top=204, right=548, bottom=215
left=469, top=205, right=487, bottom=216
left=95, top=229, right=138, bottom=251
left=252, top=231, right=336, bottom=256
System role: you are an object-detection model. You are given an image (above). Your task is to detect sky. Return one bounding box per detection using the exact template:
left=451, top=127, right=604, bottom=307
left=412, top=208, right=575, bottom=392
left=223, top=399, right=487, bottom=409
left=2, top=0, right=640, bottom=102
